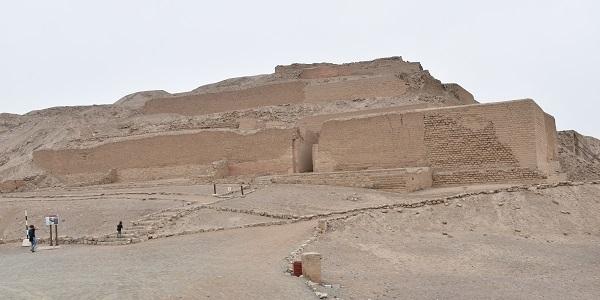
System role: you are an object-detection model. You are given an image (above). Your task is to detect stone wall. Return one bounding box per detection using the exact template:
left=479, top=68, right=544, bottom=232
left=33, top=129, right=298, bottom=183
left=544, top=113, right=558, bottom=162
left=256, top=167, right=432, bottom=192
left=315, top=100, right=558, bottom=185
left=315, top=111, right=427, bottom=172
left=140, top=57, right=472, bottom=116
left=32, top=97, right=559, bottom=188
left=142, top=81, right=306, bottom=116
left=304, top=75, right=409, bottom=103
left=293, top=129, right=318, bottom=173
left=297, top=103, right=436, bottom=133
left=274, top=56, right=423, bottom=79
left=142, top=75, right=416, bottom=116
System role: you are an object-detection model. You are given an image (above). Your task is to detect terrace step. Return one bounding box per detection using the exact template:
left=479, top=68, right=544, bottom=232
left=105, top=233, right=139, bottom=238
left=94, top=239, right=141, bottom=246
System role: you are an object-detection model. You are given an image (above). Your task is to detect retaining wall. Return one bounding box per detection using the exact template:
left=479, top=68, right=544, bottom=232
left=141, top=58, right=453, bottom=116
left=142, top=81, right=306, bottom=116
left=34, top=129, right=298, bottom=183
left=274, top=57, right=423, bottom=79
left=315, top=99, right=558, bottom=185
left=304, top=75, right=409, bottom=103
left=256, top=167, right=432, bottom=192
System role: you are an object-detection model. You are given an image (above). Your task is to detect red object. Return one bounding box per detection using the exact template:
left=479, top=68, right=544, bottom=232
left=293, top=261, right=302, bottom=277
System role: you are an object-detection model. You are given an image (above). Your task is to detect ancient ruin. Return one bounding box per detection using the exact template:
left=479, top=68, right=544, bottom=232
left=0, top=57, right=561, bottom=193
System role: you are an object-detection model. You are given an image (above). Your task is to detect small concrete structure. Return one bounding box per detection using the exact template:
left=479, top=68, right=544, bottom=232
left=301, top=252, right=322, bottom=283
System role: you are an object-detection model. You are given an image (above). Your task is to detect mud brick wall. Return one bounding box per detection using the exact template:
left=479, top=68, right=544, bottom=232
left=544, top=113, right=558, bottom=162
left=142, top=75, right=414, bottom=116
left=423, top=100, right=540, bottom=171
left=33, top=129, right=298, bottom=182
left=274, top=57, right=423, bottom=79
left=432, top=168, right=543, bottom=185
left=297, top=103, right=436, bottom=133
left=142, top=81, right=307, bottom=116
left=304, top=75, right=409, bottom=103
left=315, top=111, right=427, bottom=172
left=316, top=100, right=556, bottom=185
left=293, top=129, right=319, bottom=173
left=142, top=59, right=432, bottom=116
left=259, top=167, right=432, bottom=192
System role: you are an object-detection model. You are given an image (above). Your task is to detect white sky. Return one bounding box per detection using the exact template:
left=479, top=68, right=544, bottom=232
left=1, top=0, right=598, bottom=137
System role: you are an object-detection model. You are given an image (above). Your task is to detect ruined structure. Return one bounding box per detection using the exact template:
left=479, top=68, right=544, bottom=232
left=1, top=57, right=565, bottom=192
left=313, top=100, right=560, bottom=185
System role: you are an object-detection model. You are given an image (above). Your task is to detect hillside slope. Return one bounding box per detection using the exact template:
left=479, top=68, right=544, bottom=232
left=308, top=183, right=600, bottom=299
left=558, top=130, right=600, bottom=181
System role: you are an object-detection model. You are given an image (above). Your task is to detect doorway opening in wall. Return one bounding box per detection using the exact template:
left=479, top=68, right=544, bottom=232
left=292, top=131, right=318, bottom=173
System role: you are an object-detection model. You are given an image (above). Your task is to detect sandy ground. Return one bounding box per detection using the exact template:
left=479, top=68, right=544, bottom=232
left=307, top=184, right=600, bottom=299
left=153, top=208, right=277, bottom=236
left=0, top=221, right=316, bottom=299
left=0, top=198, right=179, bottom=241
left=0, top=183, right=229, bottom=241
left=1, top=183, right=600, bottom=299
left=215, top=183, right=514, bottom=217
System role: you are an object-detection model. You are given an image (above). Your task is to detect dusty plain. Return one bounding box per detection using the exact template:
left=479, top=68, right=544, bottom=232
left=2, top=181, right=600, bottom=299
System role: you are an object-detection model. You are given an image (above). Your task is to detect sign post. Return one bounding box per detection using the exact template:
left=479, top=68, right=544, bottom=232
left=49, top=224, right=53, bottom=246
left=22, top=210, right=30, bottom=247
left=45, top=215, right=59, bottom=246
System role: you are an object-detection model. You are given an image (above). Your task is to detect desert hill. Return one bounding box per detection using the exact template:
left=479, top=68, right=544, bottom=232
left=557, top=130, right=600, bottom=181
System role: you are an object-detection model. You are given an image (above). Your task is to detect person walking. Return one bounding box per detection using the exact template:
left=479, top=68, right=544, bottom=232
left=117, top=221, right=123, bottom=238
left=27, top=225, right=36, bottom=252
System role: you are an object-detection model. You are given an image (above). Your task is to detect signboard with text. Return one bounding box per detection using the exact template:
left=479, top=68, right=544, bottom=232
left=45, top=215, right=59, bottom=226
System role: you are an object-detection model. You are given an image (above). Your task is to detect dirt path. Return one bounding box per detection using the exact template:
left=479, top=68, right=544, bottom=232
left=0, top=221, right=316, bottom=299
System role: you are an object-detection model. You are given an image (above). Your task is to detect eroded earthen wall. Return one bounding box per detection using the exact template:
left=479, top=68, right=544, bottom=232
left=142, top=81, right=307, bottom=116
left=257, top=167, right=432, bottom=192
left=275, top=57, right=423, bottom=79
left=34, top=129, right=297, bottom=183
left=304, top=75, right=409, bottom=103
left=142, top=75, right=416, bottom=116
left=297, top=103, right=436, bottom=133
left=293, top=129, right=318, bottom=173
left=141, top=58, right=439, bottom=116
left=544, top=113, right=558, bottom=162
left=316, top=100, right=555, bottom=185
left=316, top=112, right=427, bottom=172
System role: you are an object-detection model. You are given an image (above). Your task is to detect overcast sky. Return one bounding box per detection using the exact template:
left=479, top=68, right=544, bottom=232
left=1, top=0, right=598, bottom=137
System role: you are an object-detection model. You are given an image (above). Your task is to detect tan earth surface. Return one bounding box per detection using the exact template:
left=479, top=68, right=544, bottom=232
left=2, top=181, right=600, bottom=299
left=558, top=130, right=600, bottom=181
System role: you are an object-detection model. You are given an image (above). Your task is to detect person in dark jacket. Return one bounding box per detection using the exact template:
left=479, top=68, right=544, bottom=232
left=27, top=225, right=36, bottom=252
left=117, top=221, right=123, bottom=238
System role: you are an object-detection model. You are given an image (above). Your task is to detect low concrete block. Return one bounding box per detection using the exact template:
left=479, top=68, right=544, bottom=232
left=301, top=252, right=322, bottom=283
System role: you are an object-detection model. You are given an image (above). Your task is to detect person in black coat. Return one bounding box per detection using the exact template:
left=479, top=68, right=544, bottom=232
left=117, top=221, right=123, bottom=238
left=27, top=225, right=36, bottom=252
